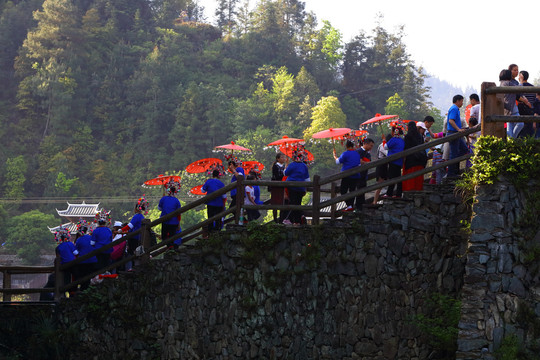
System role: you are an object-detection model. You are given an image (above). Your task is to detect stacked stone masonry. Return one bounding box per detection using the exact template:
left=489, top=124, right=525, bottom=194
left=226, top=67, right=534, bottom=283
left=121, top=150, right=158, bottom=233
left=457, top=180, right=540, bottom=359
left=54, top=186, right=470, bottom=360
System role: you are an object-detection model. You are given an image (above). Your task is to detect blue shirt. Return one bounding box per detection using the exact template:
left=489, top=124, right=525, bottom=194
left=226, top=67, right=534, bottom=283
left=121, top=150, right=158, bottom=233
left=56, top=241, right=78, bottom=264
left=284, top=161, right=310, bottom=192
left=447, top=104, right=461, bottom=132
left=202, top=178, right=226, bottom=207
left=128, top=213, right=145, bottom=240
left=91, top=226, right=113, bottom=253
left=158, top=196, right=181, bottom=225
left=337, top=149, right=361, bottom=179
left=75, top=234, right=97, bottom=264
left=387, top=137, right=405, bottom=167
left=230, top=167, right=245, bottom=196
left=253, top=185, right=264, bottom=204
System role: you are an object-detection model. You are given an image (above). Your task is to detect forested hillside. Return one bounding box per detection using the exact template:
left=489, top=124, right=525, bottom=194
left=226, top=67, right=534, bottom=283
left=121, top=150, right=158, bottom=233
left=0, top=0, right=443, bottom=260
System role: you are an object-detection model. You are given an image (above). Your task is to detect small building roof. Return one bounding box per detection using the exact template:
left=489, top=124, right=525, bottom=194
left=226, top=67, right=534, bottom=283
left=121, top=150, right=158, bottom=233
left=56, top=201, right=101, bottom=223
left=48, top=222, right=79, bottom=235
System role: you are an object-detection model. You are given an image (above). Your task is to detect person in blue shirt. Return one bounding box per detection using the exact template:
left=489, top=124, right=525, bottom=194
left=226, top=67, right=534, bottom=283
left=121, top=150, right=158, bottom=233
left=283, top=145, right=310, bottom=225
left=446, top=94, right=468, bottom=177
left=333, top=140, right=361, bottom=212
left=120, top=197, right=147, bottom=260
left=384, top=127, right=405, bottom=198
left=249, top=169, right=264, bottom=206
left=92, top=210, right=113, bottom=270
left=202, top=169, right=227, bottom=233
left=227, top=159, right=245, bottom=209
left=74, top=219, right=97, bottom=290
left=55, top=226, right=78, bottom=286
left=158, top=181, right=182, bottom=246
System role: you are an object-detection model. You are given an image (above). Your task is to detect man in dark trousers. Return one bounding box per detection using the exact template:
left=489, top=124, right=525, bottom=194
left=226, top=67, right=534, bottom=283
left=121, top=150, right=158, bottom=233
left=356, top=138, right=374, bottom=211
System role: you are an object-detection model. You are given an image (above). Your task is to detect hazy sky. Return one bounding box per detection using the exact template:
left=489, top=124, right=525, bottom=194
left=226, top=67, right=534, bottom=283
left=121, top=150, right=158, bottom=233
left=197, top=0, right=540, bottom=92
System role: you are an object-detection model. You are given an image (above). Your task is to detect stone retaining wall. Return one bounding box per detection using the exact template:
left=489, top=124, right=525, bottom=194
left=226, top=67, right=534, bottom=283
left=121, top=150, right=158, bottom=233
left=457, top=180, right=540, bottom=359
left=53, top=187, right=469, bottom=360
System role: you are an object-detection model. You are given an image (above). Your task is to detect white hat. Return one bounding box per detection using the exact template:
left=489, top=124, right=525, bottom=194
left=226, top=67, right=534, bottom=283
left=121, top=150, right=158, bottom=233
left=417, top=122, right=427, bottom=130
left=113, top=221, right=123, bottom=227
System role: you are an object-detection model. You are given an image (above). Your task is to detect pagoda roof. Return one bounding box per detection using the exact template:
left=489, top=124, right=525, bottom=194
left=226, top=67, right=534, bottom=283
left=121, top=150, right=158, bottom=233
left=56, top=201, right=101, bottom=218
left=48, top=222, right=79, bottom=235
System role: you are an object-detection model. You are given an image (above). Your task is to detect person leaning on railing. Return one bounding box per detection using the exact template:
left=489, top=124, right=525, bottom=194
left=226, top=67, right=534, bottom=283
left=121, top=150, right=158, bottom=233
left=283, top=147, right=310, bottom=225
left=383, top=127, right=404, bottom=198
left=269, top=152, right=288, bottom=223
left=446, top=94, right=468, bottom=177
left=333, top=140, right=361, bottom=212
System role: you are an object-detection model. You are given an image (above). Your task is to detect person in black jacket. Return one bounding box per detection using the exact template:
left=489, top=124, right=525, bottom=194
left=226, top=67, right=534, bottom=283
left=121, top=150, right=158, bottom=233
left=270, top=152, right=287, bottom=222
left=402, top=121, right=428, bottom=192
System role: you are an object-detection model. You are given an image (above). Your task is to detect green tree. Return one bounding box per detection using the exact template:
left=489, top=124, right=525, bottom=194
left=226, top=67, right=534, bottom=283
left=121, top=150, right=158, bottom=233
left=5, top=210, right=57, bottom=264
left=54, top=172, right=79, bottom=194
left=384, top=93, right=410, bottom=119
left=303, top=96, right=347, bottom=174
left=319, top=20, right=342, bottom=68
left=3, top=155, right=27, bottom=199
left=303, top=96, right=346, bottom=139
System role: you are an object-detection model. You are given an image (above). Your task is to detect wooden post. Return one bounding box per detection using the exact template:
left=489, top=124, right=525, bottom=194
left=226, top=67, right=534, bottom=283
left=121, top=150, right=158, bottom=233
left=3, top=270, right=11, bottom=302
left=140, top=218, right=151, bottom=263
left=482, top=82, right=506, bottom=138
left=234, top=175, right=244, bottom=224
left=312, top=175, right=321, bottom=225
left=54, top=254, right=63, bottom=301
left=330, top=182, right=337, bottom=220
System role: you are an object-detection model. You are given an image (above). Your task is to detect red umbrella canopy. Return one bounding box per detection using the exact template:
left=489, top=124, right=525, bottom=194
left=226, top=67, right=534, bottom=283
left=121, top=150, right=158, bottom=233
left=185, top=158, right=223, bottom=174
left=241, top=161, right=265, bottom=174
left=214, top=141, right=251, bottom=152
left=332, top=129, right=368, bottom=141
left=267, top=135, right=304, bottom=147
left=190, top=185, right=206, bottom=196
left=390, top=119, right=417, bottom=130
left=279, top=146, right=315, bottom=161
left=144, top=174, right=182, bottom=186
left=311, top=128, right=352, bottom=139
left=360, top=114, right=398, bottom=127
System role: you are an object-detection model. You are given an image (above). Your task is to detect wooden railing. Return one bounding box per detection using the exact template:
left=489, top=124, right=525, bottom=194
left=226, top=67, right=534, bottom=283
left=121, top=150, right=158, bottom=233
left=0, top=123, right=484, bottom=302
left=481, top=82, right=540, bottom=137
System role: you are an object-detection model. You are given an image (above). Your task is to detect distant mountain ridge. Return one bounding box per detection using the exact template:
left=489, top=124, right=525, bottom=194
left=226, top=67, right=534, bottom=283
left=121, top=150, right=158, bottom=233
left=426, top=76, right=478, bottom=116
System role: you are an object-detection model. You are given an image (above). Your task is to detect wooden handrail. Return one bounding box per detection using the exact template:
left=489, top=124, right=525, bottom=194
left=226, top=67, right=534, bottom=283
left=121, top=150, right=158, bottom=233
left=485, top=86, right=540, bottom=94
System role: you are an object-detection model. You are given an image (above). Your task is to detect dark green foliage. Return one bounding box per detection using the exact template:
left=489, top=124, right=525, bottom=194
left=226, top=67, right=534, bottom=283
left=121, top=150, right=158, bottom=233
left=412, top=293, right=461, bottom=358
left=241, top=222, right=284, bottom=261
left=0, top=308, right=77, bottom=359
left=4, top=210, right=57, bottom=264
left=495, top=334, right=539, bottom=360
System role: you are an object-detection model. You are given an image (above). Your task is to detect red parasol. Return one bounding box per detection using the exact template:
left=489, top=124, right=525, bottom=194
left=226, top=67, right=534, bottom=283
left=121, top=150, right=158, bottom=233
left=279, top=146, right=315, bottom=161
left=241, top=161, right=265, bottom=174
left=267, top=135, right=304, bottom=147
left=190, top=185, right=206, bottom=196
left=390, top=119, right=416, bottom=127
left=311, top=127, right=351, bottom=139
left=332, top=129, right=368, bottom=141
left=312, top=127, right=352, bottom=151
left=464, top=103, right=472, bottom=127
left=143, top=174, right=182, bottom=186
left=360, top=114, right=398, bottom=127
left=185, top=158, right=223, bottom=174
left=214, top=141, right=251, bottom=152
